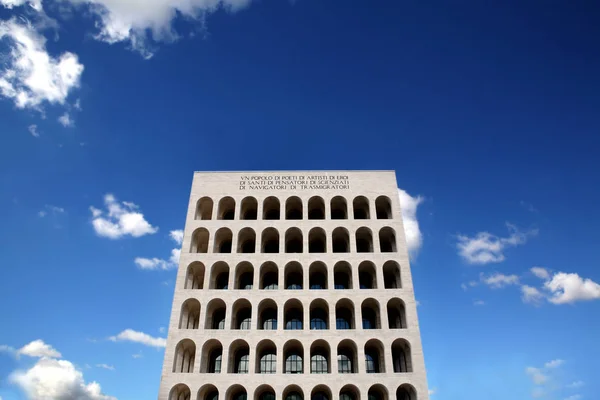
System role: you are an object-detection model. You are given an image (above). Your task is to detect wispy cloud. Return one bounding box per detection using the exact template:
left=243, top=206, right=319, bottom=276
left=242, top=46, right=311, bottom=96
left=135, top=229, right=182, bottom=270
left=58, top=112, right=74, bottom=127
left=398, top=188, right=424, bottom=257
left=38, top=204, right=65, bottom=218
left=567, top=381, right=584, bottom=389
left=531, top=266, right=550, bottom=280
left=28, top=124, right=39, bottom=137
left=473, top=300, right=485, bottom=306
left=108, top=329, right=166, bottom=348
left=457, top=223, right=538, bottom=265
left=90, top=194, right=158, bottom=239
left=480, top=272, right=520, bottom=288
left=0, top=18, right=83, bottom=111
left=95, top=364, right=115, bottom=371
left=521, top=285, right=545, bottom=306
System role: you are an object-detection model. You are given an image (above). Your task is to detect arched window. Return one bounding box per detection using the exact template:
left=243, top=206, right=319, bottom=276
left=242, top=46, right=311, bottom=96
left=337, top=340, right=358, bottom=373
left=237, top=228, right=256, bottom=253
left=261, top=228, right=279, bottom=253
left=283, top=387, right=304, bottom=400
left=260, top=262, right=278, bottom=290
left=332, top=227, right=349, bottom=253
left=356, top=227, right=373, bottom=252
left=364, top=340, right=385, bottom=373
left=387, top=298, right=407, bottom=329
left=185, top=262, right=205, bottom=289
left=331, top=196, right=347, bottom=219
left=256, top=387, right=276, bottom=400
left=228, top=340, right=250, bottom=373
left=310, top=299, right=329, bottom=330
left=285, top=228, right=303, bottom=253
left=258, top=299, right=277, bottom=330
left=195, top=197, right=213, bottom=220
left=210, top=262, right=230, bottom=290
left=396, top=385, right=417, bottom=400
left=200, top=340, right=223, bottom=373
left=285, top=262, right=303, bottom=290
left=256, top=340, right=277, bottom=374
left=284, top=300, right=303, bottom=330
left=173, top=339, right=195, bottom=373
left=286, top=196, right=303, bottom=219
left=335, top=299, right=355, bottom=330
left=263, top=197, right=280, bottom=220
left=392, top=339, right=412, bottom=373
left=240, top=197, right=257, bottom=220
left=229, top=388, right=247, bottom=400
left=217, top=197, right=235, bottom=220
left=205, top=299, right=226, bottom=330
left=379, top=227, right=397, bottom=252
left=235, top=262, right=254, bottom=290
left=308, top=196, right=325, bottom=219
left=190, top=228, right=209, bottom=253
left=375, top=196, right=392, bottom=219
left=339, top=387, right=359, bottom=400
left=283, top=340, right=304, bottom=374
left=361, top=299, right=381, bottom=329
left=308, top=228, right=326, bottom=253
left=179, top=299, right=200, bottom=329
left=334, top=262, right=352, bottom=289
left=214, top=228, right=233, bottom=253
left=309, top=262, right=327, bottom=289
left=310, top=341, right=330, bottom=374
left=383, top=261, right=401, bottom=288
left=353, top=196, right=370, bottom=219
left=169, top=384, right=191, bottom=400
left=231, top=299, right=252, bottom=330
left=367, top=386, right=387, bottom=400
left=358, top=261, right=377, bottom=289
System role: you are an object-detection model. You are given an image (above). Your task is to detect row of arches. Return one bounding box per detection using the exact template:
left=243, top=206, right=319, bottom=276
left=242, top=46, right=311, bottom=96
left=171, top=383, right=417, bottom=400
left=172, top=338, right=412, bottom=375
left=195, top=195, right=393, bottom=221
left=185, top=260, right=402, bottom=291
left=190, top=227, right=398, bottom=254
left=179, top=297, right=407, bottom=332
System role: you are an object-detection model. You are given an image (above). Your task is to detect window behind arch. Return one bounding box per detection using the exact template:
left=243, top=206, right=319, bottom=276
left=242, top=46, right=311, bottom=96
left=310, top=354, right=328, bottom=374
left=259, top=353, right=276, bottom=373
left=310, top=309, right=327, bottom=330
left=312, top=392, right=329, bottom=400
left=338, top=354, right=352, bottom=373
left=261, top=308, right=277, bottom=330
left=285, top=354, right=303, bottom=373
left=206, top=391, right=219, bottom=400
left=209, top=350, right=222, bottom=373
left=286, top=392, right=303, bottom=400
left=260, top=392, right=275, bottom=400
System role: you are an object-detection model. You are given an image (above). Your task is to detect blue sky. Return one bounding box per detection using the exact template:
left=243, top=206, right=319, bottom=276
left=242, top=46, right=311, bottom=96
left=1, top=0, right=599, bottom=399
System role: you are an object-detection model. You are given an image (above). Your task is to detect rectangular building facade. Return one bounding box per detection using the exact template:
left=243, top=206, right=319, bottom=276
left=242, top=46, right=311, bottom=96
left=159, top=171, right=430, bottom=400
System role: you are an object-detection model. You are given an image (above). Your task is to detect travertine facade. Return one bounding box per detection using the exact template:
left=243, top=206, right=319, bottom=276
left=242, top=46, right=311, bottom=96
left=158, top=171, right=429, bottom=400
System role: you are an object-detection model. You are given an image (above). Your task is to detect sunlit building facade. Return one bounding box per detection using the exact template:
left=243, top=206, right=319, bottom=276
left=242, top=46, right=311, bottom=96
left=159, top=171, right=429, bottom=400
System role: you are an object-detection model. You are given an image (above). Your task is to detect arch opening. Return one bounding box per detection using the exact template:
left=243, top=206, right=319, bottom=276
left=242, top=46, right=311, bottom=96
left=308, top=196, right=325, bottom=220
left=286, top=197, right=303, bottom=220
left=258, top=299, right=278, bottom=330
left=334, top=261, right=352, bottom=289
left=375, top=196, right=392, bottom=219
left=237, top=228, right=256, bottom=254
left=185, top=262, right=205, bottom=289
left=308, top=228, right=326, bottom=253
left=179, top=299, right=200, bottom=329
left=356, top=227, right=373, bottom=253
left=330, top=196, right=347, bottom=220
left=260, top=262, right=279, bottom=290
left=263, top=197, right=280, bottom=220
left=173, top=339, right=195, bottom=373
left=213, top=228, right=233, bottom=253
left=285, top=228, right=303, bottom=253
left=379, top=227, right=397, bottom=252
left=240, top=197, right=258, bottom=220
left=190, top=228, right=209, bottom=253
left=195, top=197, right=213, bottom=220
left=332, top=227, right=349, bottom=253
left=261, top=228, right=280, bottom=253
left=353, top=196, right=370, bottom=219
left=285, top=262, right=303, bottom=290
left=284, top=299, right=304, bottom=330
left=309, top=261, right=327, bottom=289
left=217, top=197, right=235, bottom=220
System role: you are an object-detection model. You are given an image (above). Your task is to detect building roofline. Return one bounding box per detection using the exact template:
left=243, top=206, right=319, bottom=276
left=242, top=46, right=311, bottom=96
left=193, top=170, right=396, bottom=173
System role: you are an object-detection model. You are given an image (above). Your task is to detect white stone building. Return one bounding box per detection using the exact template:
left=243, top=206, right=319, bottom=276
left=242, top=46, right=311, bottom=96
left=158, top=171, right=429, bottom=400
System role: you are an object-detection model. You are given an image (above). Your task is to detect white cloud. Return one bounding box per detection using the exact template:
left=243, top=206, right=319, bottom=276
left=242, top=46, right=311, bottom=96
left=480, top=272, right=520, bottom=288
left=134, top=257, right=171, bottom=270
left=62, top=0, right=253, bottom=58
left=457, top=223, right=538, bottom=265
left=132, top=352, right=143, bottom=359
left=564, top=396, right=581, bottom=400
left=1, top=0, right=42, bottom=11
left=398, top=188, right=424, bottom=257
left=428, top=388, right=436, bottom=396
left=90, top=194, right=158, bottom=239
left=521, top=285, right=544, bottom=305
left=135, top=229, right=182, bottom=270
left=169, top=229, right=183, bottom=245
left=544, top=272, right=600, bottom=304
left=544, top=359, right=564, bottom=369
left=531, top=266, right=550, bottom=280
left=38, top=204, right=65, bottom=217
left=95, top=364, right=114, bottom=371
left=567, top=381, right=584, bottom=389
left=108, top=329, right=166, bottom=348
left=28, top=124, right=39, bottom=137
left=18, top=340, right=61, bottom=358
left=9, top=357, right=115, bottom=400
left=74, top=98, right=81, bottom=110
left=0, top=18, right=83, bottom=110
left=0, top=344, right=16, bottom=355
left=526, top=366, right=548, bottom=385
left=473, top=300, right=485, bottom=306
left=158, top=326, right=166, bottom=333
left=58, top=111, right=74, bottom=127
